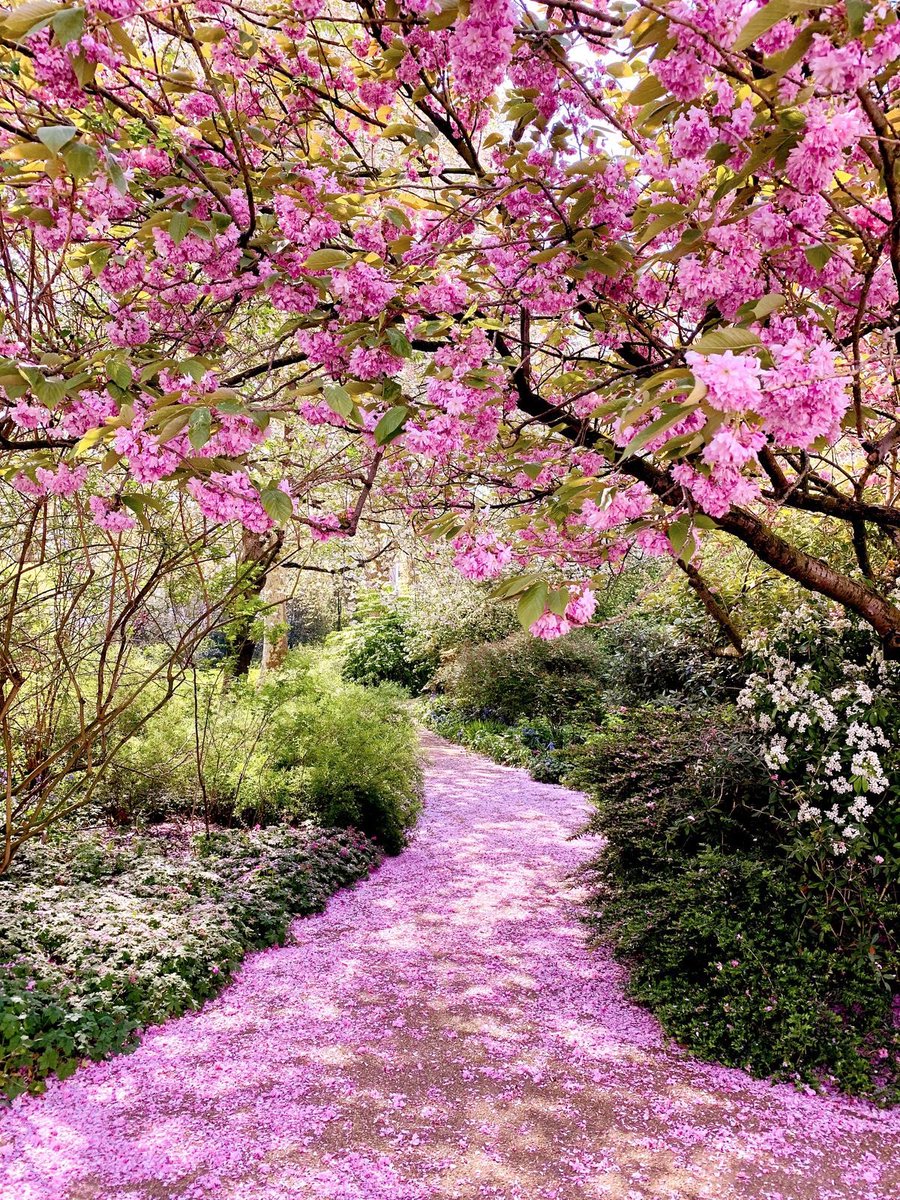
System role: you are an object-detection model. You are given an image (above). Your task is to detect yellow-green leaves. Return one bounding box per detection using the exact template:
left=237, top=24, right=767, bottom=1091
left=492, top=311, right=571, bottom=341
left=691, top=328, right=761, bottom=354
left=36, top=126, right=77, bottom=154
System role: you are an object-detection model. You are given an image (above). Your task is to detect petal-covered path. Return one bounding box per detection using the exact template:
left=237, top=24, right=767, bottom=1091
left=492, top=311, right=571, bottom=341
left=2, top=735, right=899, bottom=1200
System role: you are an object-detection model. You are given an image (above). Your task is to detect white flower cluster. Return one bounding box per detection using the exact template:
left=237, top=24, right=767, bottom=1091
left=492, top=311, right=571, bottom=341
left=739, top=613, right=896, bottom=857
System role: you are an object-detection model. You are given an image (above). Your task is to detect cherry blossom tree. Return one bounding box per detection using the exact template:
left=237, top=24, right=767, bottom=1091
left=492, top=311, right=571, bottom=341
left=1, top=0, right=900, bottom=652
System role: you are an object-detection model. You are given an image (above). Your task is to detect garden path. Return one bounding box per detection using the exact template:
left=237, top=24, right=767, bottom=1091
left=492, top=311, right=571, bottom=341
left=2, top=733, right=899, bottom=1200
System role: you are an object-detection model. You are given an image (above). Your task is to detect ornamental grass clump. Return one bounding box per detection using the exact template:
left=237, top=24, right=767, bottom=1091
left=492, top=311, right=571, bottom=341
left=0, top=825, right=381, bottom=1099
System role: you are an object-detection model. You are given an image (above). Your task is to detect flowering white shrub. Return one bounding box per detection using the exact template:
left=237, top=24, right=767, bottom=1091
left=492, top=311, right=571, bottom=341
left=738, top=605, right=899, bottom=862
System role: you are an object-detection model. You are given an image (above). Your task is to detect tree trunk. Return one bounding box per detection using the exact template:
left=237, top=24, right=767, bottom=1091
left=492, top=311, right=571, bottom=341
left=227, top=528, right=283, bottom=680
left=259, top=566, right=291, bottom=681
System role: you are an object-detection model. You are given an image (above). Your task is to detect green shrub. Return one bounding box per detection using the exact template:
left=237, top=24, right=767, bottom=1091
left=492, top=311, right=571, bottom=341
left=433, top=629, right=605, bottom=724
left=89, top=653, right=423, bottom=852
left=0, top=825, right=380, bottom=1098
left=576, top=707, right=900, bottom=1101
left=340, top=602, right=438, bottom=694
left=592, top=616, right=744, bottom=705
left=261, top=675, right=423, bottom=854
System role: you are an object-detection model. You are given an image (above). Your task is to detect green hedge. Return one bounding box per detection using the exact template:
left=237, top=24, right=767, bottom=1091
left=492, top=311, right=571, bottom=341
left=572, top=708, right=900, bottom=1102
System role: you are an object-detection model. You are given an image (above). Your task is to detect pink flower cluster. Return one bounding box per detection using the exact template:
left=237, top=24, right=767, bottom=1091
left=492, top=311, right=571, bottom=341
left=187, top=472, right=284, bottom=534
left=449, top=0, right=516, bottom=101
left=452, top=530, right=514, bottom=580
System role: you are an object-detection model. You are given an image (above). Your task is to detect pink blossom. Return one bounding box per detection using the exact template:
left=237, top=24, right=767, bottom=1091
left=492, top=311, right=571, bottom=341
left=331, top=263, right=396, bottom=322
left=529, top=610, right=571, bottom=639
left=670, top=106, right=717, bottom=159
left=106, top=310, right=151, bottom=349
left=671, top=461, right=760, bottom=518
left=89, top=495, right=138, bottom=532
left=686, top=350, right=764, bottom=413
left=450, top=0, right=515, bottom=101
left=565, top=587, right=597, bottom=627
left=35, top=462, right=88, bottom=497
left=452, top=531, right=513, bottom=580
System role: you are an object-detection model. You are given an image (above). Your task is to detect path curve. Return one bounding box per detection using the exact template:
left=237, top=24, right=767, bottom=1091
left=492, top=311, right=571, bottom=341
left=2, top=734, right=899, bottom=1200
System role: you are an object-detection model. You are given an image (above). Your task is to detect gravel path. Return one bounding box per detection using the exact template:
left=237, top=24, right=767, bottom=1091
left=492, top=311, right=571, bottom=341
left=2, top=733, right=899, bottom=1200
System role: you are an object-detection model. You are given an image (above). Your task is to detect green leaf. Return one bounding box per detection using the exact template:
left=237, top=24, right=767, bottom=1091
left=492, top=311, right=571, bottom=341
left=667, top=515, right=695, bottom=562
left=74, top=424, right=108, bottom=455
left=178, top=358, right=209, bottom=383
left=105, top=155, right=128, bottom=196
left=120, top=495, right=151, bottom=530
left=619, top=402, right=698, bottom=461
left=50, top=6, right=84, bottom=44
left=34, top=378, right=67, bottom=408
left=547, top=587, right=570, bottom=618
left=259, top=487, right=293, bottom=524
left=736, top=293, right=785, bottom=323
left=733, top=0, right=798, bottom=51
left=804, top=243, right=835, bottom=271
left=427, top=0, right=458, bottom=30
left=846, top=0, right=869, bottom=35
left=382, top=379, right=402, bottom=404
left=636, top=210, right=685, bottom=246
left=626, top=74, right=666, bottom=107
left=63, top=141, right=96, bottom=180
left=302, top=248, right=348, bottom=270
left=107, top=360, right=132, bottom=389
left=324, top=384, right=353, bottom=418
left=156, top=412, right=190, bottom=444
left=373, top=404, right=408, bottom=445
left=188, top=407, right=212, bottom=449
left=169, top=211, right=190, bottom=245
left=517, top=582, right=548, bottom=630
left=0, top=0, right=61, bottom=39
left=691, top=327, right=761, bottom=354
left=385, top=326, right=412, bottom=358
left=36, top=125, right=76, bottom=154
left=384, top=206, right=411, bottom=230
left=490, top=572, right=546, bottom=600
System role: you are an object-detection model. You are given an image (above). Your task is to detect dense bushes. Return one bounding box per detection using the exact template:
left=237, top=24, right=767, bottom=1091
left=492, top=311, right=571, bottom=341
left=91, top=652, right=423, bottom=853
left=433, top=629, right=606, bottom=724
left=0, top=825, right=381, bottom=1098
left=341, top=603, right=438, bottom=693
left=573, top=706, right=900, bottom=1102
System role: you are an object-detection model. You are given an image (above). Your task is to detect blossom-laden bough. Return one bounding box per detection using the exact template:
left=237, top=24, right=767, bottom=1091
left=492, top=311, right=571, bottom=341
left=1, top=0, right=900, bottom=652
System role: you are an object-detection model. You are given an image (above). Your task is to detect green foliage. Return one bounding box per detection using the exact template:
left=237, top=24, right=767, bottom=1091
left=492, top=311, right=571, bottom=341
left=404, top=567, right=519, bottom=653
left=263, top=673, right=423, bottom=854
left=340, top=602, right=438, bottom=693
left=592, top=616, right=745, bottom=705
left=433, top=629, right=606, bottom=724
left=91, top=653, right=423, bottom=853
left=0, top=825, right=380, bottom=1098
left=574, top=708, right=900, bottom=1101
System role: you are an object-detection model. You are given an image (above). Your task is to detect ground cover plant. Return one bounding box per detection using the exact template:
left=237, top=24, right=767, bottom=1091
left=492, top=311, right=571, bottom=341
left=0, top=824, right=381, bottom=1099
